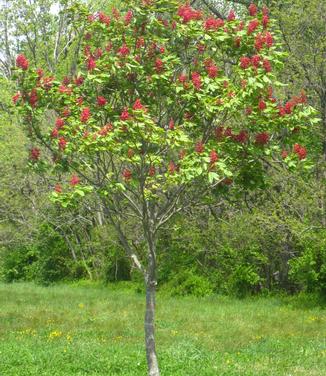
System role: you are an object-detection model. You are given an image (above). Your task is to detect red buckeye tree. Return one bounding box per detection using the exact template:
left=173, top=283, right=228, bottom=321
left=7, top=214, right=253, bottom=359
left=13, top=1, right=317, bottom=375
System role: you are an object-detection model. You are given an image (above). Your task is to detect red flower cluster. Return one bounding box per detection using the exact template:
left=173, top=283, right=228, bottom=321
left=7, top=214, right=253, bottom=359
left=263, top=59, right=272, bottom=72
left=80, top=107, right=91, bottom=123
left=204, top=17, right=224, bottom=31
left=55, top=118, right=65, bottom=129
left=59, top=85, right=72, bottom=95
left=70, top=174, right=80, bottom=186
left=133, top=99, right=145, bottom=111
left=210, top=150, right=219, bottom=164
left=118, top=44, right=130, bottom=57
left=195, top=141, right=204, bottom=153
left=54, top=184, right=62, bottom=193
left=281, top=150, right=288, bottom=159
left=247, top=19, right=259, bottom=35
left=177, top=4, right=202, bottom=23
left=97, top=96, right=107, bottom=106
left=169, top=119, right=175, bottom=130
left=155, top=58, right=164, bottom=73
left=233, top=130, right=248, bottom=144
left=248, top=3, right=258, bottom=16
left=98, top=123, right=113, bottom=136
left=227, top=10, right=236, bottom=21
left=29, top=89, right=38, bottom=108
left=87, top=57, right=96, bottom=71
left=98, top=12, right=111, bottom=25
left=240, top=56, right=251, bottom=69
left=58, top=137, right=67, bottom=150
left=255, top=132, right=270, bottom=145
left=30, top=147, right=40, bottom=161
left=120, top=108, right=130, bottom=121
left=149, top=166, right=156, bottom=176
left=293, top=143, right=307, bottom=160
left=16, top=54, right=29, bottom=70
left=12, top=92, right=21, bottom=105
left=258, top=99, right=267, bottom=111
left=204, top=59, right=218, bottom=78
left=124, top=10, right=133, bottom=25
left=255, top=33, right=273, bottom=51
left=191, top=72, right=202, bottom=90
left=168, top=161, right=177, bottom=174
left=122, top=168, right=132, bottom=181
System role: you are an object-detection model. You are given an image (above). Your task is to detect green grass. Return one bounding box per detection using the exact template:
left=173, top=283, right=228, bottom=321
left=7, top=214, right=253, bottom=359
left=0, top=283, right=325, bottom=375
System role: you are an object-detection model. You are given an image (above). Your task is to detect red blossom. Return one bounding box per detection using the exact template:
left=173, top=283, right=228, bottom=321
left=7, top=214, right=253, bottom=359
left=233, top=130, right=248, bottom=143
left=178, top=73, right=187, bottom=83
left=98, top=123, right=113, bottom=136
left=245, top=107, right=253, bottom=115
left=62, top=108, right=71, bottom=118
left=191, top=72, right=202, bottom=90
left=206, top=64, right=218, bottom=78
left=155, top=58, right=164, bottom=73
left=80, top=107, right=91, bottom=123
left=133, top=98, right=145, bottom=111
left=251, top=54, right=261, bottom=68
left=293, top=143, right=307, bottom=160
left=284, top=101, right=294, bottom=114
left=41, top=76, right=54, bottom=90
left=74, top=76, right=84, bottom=86
left=98, top=12, right=111, bottom=25
left=210, top=150, right=219, bottom=164
left=235, top=37, right=241, bottom=47
left=58, top=137, right=67, bottom=150
left=16, top=54, right=29, bottom=70
left=263, top=59, right=272, bottom=72
left=255, top=132, right=270, bottom=145
left=262, top=6, right=269, bottom=16
left=55, top=118, right=65, bottom=129
left=258, top=99, right=267, bottom=111
left=87, top=57, right=96, bottom=71
left=247, top=19, right=259, bottom=35
left=51, top=128, right=59, bottom=138
left=227, top=10, right=236, bottom=21
left=136, top=37, right=145, bottom=49
left=118, top=44, right=130, bottom=57
left=240, top=56, right=251, bottom=69
left=262, top=15, right=269, bottom=28
left=30, top=147, right=40, bottom=161
left=29, top=89, right=38, bottom=107
left=149, top=166, right=156, bottom=176
left=122, top=168, right=132, bottom=181
left=124, top=10, right=133, bottom=25
left=177, top=4, right=202, bottom=23
left=204, top=17, right=224, bottom=31
left=278, top=106, right=286, bottom=116
left=54, top=184, right=62, bottom=193
left=248, top=3, right=258, bottom=16
left=76, top=97, right=84, bottom=106
left=281, top=150, right=288, bottom=159
left=70, top=174, right=80, bottom=186
left=97, top=96, right=107, bottom=106
left=168, top=161, right=177, bottom=174
left=59, top=85, right=72, bottom=95
left=265, top=32, right=273, bottom=47
left=120, top=108, right=130, bottom=121
left=12, top=92, right=21, bottom=105
left=195, top=141, right=204, bottom=153
left=169, top=119, right=175, bottom=130
left=36, top=68, right=44, bottom=78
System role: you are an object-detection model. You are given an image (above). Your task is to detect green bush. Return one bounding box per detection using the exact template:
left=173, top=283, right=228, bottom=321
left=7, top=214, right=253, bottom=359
left=289, top=231, right=326, bottom=294
left=163, top=270, right=213, bottom=297
left=0, top=246, right=37, bottom=282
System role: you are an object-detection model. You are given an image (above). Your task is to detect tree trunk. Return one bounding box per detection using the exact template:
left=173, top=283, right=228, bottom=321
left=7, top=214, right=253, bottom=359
left=144, top=279, right=160, bottom=376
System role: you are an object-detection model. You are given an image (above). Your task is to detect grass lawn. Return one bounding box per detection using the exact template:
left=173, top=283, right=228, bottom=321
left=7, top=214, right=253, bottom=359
left=0, top=282, right=325, bottom=375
